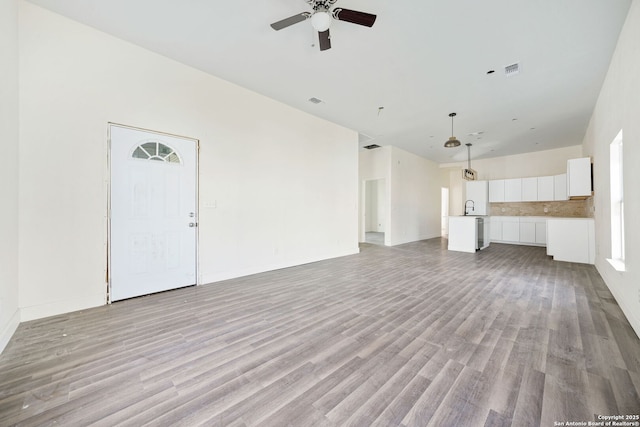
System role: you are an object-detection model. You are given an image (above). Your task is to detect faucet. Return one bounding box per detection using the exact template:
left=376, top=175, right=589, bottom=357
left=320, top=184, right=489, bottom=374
left=464, top=200, right=475, bottom=216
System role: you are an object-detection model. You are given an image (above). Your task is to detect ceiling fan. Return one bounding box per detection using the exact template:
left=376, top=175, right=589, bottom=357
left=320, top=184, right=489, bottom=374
left=270, top=0, right=377, bottom=51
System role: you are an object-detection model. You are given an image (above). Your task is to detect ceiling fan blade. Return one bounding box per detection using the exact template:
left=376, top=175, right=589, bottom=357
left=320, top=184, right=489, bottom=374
left=270, top=12, right=311, bottom=31
left=332, top=8, right=377, bottom=27
left=318, top=30, right=331, bottom=51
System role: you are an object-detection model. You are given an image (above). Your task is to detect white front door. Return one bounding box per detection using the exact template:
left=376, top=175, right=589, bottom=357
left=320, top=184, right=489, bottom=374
left=109, top=124, right=197, bottom=302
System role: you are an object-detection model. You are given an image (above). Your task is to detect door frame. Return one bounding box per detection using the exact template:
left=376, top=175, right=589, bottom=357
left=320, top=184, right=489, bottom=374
left=106, top=122, right=200, bottom=303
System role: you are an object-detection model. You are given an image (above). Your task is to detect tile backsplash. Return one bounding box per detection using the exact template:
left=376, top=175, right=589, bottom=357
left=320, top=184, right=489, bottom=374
left=490, top=200, right=592, bottom=217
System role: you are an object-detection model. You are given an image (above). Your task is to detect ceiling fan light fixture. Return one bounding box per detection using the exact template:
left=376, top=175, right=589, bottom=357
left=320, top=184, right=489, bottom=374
left=311, top=11, right=332, bottom=31
left=444, top=112, right=462, bottom=148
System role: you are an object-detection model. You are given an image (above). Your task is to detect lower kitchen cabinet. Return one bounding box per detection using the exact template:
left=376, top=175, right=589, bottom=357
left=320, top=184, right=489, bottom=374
left=535, top=221, right=547, bottom=244
left=519, top=217, right=547, bottom=245
left=490, top=217, right=502, bottom=241
left=492, top=216, right=592, bottom=260
left=547, top=218, right=595, bottom=264
left=502, top=218, right=520, bottom=242
left=519, top=221, right=535, bottom=243
left=491, top=216, right=547, bottom=246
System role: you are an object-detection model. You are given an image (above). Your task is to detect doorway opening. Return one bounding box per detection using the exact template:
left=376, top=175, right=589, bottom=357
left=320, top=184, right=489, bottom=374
left=363, top=178, right=386, bottom=245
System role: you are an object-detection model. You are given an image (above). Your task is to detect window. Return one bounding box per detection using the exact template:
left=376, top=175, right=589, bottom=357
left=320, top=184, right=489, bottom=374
left=132, top=141, right=181, bottom=164
left=608, top=130, right=625, bottom=271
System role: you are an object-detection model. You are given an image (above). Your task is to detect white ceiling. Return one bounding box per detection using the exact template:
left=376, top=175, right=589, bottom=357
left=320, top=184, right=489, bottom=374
left=27, top=0, right=632, bottom=164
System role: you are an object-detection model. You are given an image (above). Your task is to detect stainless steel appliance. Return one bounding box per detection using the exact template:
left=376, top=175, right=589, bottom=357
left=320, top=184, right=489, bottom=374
left=476, top=217, right=485, bottom=250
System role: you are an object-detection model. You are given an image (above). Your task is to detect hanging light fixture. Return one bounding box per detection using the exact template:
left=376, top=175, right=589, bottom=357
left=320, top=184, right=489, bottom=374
left=444, top=112, right=461, bottom=148
left=463, top=143, right=477, bottom=180
left=311, top=11, right=332, bottom=31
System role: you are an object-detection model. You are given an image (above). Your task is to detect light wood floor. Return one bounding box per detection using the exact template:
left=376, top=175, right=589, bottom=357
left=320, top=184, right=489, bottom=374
left=1, top=239, right=639, bottom=426
left=365, top=232, right=385, bottom=245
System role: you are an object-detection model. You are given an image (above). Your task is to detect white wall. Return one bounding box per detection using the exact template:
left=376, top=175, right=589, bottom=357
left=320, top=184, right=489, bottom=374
left=582, top=0, right=640, bottom=338
left=18, top=2, right=359, bottom=321
left=365, top=180, right=385, bottom=232
left=442, top=145, right=583, bottom=181
left=388, top=146, right=444, bottom=246
left=447, top=168, right=465, bottom=216
left=375, top=180, right=386, bottom=232
left=0, top=0, right=21, bottom=353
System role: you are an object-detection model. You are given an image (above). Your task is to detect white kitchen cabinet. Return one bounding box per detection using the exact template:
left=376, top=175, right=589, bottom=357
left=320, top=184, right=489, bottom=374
left=448, top=216, right=489, bottom=253
left=519, top=220, right=536, bottom=243
left=465, top=180, right=489, bottom=215
left=535, top=220, right=547, bottom=244
left=489, top=180, right=505, bottom=202
left=547, top=218, right=595, bottom=264
left=491, top=216, right=546, bottom=246
left=504, top=179, right=522, bottom=202
left=501, top=216, right=520, bottom=241
left=537, top=176, right=554, bottom=201
left=519, top=217, right=547, bottom=245
left=490, top=216, right=502, bottom=241
left=554, top=174, right=567, bottom=201
left=522, top=177, right=538, bottom=202
left=567, top=157, right=592, bottom=199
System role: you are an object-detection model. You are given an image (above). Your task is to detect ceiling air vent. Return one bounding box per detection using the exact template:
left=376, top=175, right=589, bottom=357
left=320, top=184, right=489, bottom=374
left=308, top=97, right=323, bottom=104
left=504, top=62, right=520, bottom=76
left=363, top=144, right=381, bottom=150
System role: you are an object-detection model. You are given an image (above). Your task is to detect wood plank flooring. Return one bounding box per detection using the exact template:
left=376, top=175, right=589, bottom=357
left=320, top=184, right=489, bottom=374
left=1, top=239, right=639, bottom=426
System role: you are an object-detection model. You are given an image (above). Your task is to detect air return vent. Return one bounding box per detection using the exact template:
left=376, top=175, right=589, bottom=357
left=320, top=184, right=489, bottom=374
left=504, top=62, right=520, bottom=76
left=363, top=144, right=381, bottom=150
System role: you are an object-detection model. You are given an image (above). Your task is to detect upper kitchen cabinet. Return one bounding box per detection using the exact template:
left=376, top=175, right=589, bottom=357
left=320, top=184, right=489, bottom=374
left=554, top=174, right=567, bottom=201
left=567, top=157, right=593, bottom=199
left=489, top=180, right=505, bottom=203
left=537, top=176, right=554, bottom=201
left=504, top=178, right=522, bottom=202
left=465, top=180, right=489, bottom=215
left=522, top=177, right=538, bottom=201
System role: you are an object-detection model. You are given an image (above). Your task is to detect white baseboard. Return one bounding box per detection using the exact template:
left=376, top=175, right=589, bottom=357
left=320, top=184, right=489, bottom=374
left=201, top=247, right=360, bottom=285
left=0, top=308, right=21, bottom=354
left=596, top=262, right=640, bottom=340
left=20, top=294, right=106, bottom=322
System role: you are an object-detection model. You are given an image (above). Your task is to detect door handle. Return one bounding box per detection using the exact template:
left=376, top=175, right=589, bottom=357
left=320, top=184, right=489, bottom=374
left=189, top=222, right=198, bottom=227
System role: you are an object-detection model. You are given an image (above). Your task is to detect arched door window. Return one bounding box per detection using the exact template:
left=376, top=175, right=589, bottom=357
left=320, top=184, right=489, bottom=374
left=132, top=141, right=181, bottom=164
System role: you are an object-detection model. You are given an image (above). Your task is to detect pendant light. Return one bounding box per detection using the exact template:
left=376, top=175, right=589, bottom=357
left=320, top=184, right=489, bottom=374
left=444, top=112, right=461, bottom=148
left=463, top=142, right=477, bottom=180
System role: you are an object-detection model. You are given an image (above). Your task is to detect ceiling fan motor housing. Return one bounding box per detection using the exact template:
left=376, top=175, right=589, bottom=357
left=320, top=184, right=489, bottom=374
left=308, top=0, right=338, bottom=12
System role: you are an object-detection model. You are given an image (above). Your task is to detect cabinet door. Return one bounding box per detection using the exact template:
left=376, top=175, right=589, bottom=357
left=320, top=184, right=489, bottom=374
left=504, top=179, right=522, bottom=202
left=519, top=221, right=536, bottom=243
left=535, top=221, right=547, bottom=244
left=554, top=174, right=567, bottom=200
left=547, top=219, right=593, bottom=263
left=490, top=217, right=502, bottom=241
left=489, top=180, right=505, bottom=202
left=522, top=177, right=538, bottom=202
left=502, top=218, right=520, bottom=242
left=537, top=176, right=554, bottom=201
left=567, top=158, right=592, bottom=198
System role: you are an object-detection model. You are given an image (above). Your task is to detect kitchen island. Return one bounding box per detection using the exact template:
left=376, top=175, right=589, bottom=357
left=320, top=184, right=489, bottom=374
left=448, top=215, right=490, bottom=253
